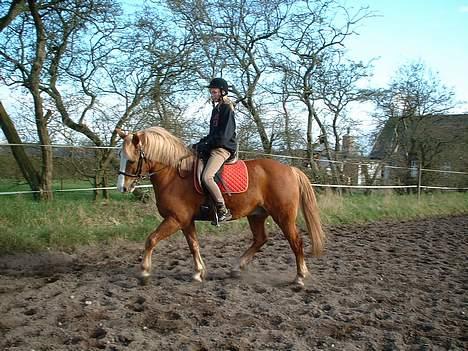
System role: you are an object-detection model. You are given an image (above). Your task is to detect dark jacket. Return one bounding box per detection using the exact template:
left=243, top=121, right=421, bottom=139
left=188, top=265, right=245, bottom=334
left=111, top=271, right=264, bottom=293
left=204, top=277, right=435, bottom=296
left=196, top=102, right=237, bottom=156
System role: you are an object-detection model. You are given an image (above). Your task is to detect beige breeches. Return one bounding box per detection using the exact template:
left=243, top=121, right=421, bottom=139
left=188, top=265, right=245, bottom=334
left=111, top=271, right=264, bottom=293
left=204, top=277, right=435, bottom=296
left=201, top=148, right=231, bottom=204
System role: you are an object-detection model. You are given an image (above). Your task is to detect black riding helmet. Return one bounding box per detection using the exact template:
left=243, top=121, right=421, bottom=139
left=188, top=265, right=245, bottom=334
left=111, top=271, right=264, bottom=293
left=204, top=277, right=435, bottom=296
left=207, top=77, right=229, bottom=96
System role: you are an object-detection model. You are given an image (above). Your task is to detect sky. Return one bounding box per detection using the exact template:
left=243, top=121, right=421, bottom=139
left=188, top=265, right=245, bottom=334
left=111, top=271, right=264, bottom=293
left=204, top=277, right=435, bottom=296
left=1, top=0, right=467, bottom=134
left=344, top=0, right=468, bottom=113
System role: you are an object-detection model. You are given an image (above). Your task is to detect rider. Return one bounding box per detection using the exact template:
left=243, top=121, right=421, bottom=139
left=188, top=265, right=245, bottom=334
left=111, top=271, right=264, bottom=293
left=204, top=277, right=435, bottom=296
left=193, top=78, right=237, bottom=222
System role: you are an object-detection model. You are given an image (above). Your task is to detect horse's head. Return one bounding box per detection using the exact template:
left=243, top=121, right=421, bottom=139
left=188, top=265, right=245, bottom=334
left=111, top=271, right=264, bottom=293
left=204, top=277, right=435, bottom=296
left=116, top=128, right=150, bottom=193
left=116, top=126, right=195, bottom=192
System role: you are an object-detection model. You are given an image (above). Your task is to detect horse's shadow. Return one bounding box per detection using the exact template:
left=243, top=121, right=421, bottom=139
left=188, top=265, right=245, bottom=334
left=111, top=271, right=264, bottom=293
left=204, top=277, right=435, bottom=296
left=147, top=266, right=296, bottom=289
left=0, top=251, right=300, bottom=290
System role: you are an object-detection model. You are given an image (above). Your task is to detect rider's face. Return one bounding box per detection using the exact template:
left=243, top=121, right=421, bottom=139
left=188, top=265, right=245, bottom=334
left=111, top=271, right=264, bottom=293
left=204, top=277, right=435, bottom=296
left=210, top=88, right=222, bottom=102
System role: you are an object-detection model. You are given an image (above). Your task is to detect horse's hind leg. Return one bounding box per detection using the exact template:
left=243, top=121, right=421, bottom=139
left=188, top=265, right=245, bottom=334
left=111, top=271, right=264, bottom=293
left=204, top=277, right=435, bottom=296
left=140, top=217, right=180, bottom=284
left=275, top=216, right=308, bottom=286
left=182, top=221, right=207, bottom=282
left=236, top=214, right=269, bottom=273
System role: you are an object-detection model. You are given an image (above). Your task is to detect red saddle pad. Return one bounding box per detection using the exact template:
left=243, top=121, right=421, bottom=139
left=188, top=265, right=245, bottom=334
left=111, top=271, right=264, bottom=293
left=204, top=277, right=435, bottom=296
left=195, top=160, right=249, bottom=194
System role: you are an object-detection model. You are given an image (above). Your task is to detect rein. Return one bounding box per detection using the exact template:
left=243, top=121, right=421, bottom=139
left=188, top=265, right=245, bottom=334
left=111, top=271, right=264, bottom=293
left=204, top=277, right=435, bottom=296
left=118, top=148, right=166, bottom=180
left=119, top=147, right=193, bottom=180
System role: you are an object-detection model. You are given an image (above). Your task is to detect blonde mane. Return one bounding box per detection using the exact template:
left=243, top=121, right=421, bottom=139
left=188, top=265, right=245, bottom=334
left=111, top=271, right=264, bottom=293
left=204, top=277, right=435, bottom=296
left=126, top=127, right=194, bottom=171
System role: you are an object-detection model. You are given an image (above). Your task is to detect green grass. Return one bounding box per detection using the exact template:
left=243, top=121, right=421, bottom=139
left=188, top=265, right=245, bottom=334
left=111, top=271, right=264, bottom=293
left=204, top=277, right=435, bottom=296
left=0, top=195, right=151, bottom=251
left=0, top=190, right=467, bottom=253
left=0, top=192, right=252, bottom=253
left=317, top=190, right=468, bottom=225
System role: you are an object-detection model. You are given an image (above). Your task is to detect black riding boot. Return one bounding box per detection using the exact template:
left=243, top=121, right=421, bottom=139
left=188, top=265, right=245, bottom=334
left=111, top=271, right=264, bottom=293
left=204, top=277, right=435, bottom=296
left=216, top=202, right=232, bottom=222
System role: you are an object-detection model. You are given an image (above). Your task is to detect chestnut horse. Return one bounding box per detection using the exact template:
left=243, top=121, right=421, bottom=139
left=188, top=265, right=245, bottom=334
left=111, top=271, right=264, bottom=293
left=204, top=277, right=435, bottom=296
left=116, top=127, right=324, bottom=286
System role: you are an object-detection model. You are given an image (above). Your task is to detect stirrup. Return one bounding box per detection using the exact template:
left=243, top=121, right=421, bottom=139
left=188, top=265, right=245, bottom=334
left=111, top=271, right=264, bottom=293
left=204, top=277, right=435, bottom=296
left=218, top=208, right=232, bottom=222
left=211, top=206, right=232, bottom=226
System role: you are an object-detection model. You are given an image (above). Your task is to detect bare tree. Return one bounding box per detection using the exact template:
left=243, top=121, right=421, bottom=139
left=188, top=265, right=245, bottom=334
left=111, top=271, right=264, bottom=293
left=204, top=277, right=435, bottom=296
left=0, top=101, right=43, bottom=194
left=316, top=57, right=372, bottom=153
left=1, top=0, right=195, bottom=199
left=166, top=0, right=294, bottom=153
left=261, top=74, right=307, bottom=161
left=0, top=0, right=55, bottom=199
left=275, top=1, right=371, bottom=181
left=371, top=61, right=457, bottom=185
left=0, top=0, right=26, bottom=32
left=44, top=1, right=199, bottom=198
left=127, top=7, right=198, bottom=136
left=1, top=0, right=139, bottom=199
left=0, top=1, right=37, bottom=192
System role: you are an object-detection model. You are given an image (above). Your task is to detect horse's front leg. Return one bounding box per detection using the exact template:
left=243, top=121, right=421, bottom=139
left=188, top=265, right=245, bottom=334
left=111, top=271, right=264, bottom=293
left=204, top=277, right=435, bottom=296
left=182, top=221, right=207, bottom=282
left=140, top=217, right=180, bottom=284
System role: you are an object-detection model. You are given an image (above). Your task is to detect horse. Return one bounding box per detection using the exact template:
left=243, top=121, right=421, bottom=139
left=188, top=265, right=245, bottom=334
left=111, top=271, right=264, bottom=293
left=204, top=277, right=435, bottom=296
left=115, top=126, right=325, bottom=286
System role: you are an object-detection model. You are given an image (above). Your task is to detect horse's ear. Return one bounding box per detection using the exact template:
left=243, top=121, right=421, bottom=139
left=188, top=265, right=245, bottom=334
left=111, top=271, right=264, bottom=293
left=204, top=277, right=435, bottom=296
left=131, top=133, right=140, bottom=147
left=115, top=128, right=127, bottom=139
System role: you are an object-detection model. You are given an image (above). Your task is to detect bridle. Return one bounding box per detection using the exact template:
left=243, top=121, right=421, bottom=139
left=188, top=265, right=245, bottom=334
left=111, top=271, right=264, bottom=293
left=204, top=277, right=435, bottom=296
left=118, top=146, right=194, bottom=181
left=118, top=147, right=162, bottom=181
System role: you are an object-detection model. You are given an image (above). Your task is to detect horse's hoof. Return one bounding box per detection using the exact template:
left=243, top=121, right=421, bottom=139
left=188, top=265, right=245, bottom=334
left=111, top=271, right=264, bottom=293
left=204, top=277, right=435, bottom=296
left=230, top=269, right=241, bottom=278
left=192, top=272, right=203, bottom=282
left=293, top=276, right=305, bottom=288
left=139, top=271, right=151, bottom=286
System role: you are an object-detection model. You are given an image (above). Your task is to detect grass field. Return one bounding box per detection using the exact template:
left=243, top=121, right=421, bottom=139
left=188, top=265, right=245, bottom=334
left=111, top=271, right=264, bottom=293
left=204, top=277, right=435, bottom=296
left=0, top=188, right=467, bottom=253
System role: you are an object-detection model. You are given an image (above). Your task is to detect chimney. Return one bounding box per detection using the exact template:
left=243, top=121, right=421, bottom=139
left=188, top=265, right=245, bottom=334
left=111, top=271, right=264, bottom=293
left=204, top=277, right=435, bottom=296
left=342, top=127, right=354, bottom=155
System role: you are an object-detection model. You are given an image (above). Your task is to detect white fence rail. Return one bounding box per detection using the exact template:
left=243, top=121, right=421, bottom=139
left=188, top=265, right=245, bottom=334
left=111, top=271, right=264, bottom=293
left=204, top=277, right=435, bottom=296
left=0, top=143, right=467, bottom=196
left=1, top=184, right=468, bottom=196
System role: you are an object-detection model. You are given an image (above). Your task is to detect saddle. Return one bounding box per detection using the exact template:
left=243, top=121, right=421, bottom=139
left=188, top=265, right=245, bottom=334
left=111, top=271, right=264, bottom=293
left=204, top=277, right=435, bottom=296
left=192, top=153, right=248, bottom=224
left=193, top=156, right=249, bottom=195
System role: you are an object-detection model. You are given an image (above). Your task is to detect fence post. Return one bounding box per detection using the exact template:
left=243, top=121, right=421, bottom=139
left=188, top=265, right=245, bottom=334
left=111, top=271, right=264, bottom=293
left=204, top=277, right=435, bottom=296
left=417, top=161, right=422, bottom=201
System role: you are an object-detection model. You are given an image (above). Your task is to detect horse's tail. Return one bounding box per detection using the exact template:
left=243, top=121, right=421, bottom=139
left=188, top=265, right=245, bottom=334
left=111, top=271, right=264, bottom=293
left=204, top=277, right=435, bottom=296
left=292, top=167, right=325, bottom=256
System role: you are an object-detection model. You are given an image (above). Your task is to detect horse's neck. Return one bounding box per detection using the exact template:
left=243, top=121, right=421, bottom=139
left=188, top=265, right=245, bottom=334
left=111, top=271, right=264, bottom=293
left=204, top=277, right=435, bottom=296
left=179, top=155, right=196, bottom=172
left=149, top=158, right=194, bottom=186
left=149, top=161, right=194, bottom=204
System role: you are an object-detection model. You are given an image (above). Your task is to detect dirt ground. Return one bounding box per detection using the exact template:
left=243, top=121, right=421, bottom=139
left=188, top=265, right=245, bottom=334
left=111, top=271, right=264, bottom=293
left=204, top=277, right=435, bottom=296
left=0, top=215, right=467, bottom=351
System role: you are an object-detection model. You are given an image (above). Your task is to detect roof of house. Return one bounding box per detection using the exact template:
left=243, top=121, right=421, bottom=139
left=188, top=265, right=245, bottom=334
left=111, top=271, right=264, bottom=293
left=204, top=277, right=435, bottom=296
left=369, top=113, right=468, bottom=160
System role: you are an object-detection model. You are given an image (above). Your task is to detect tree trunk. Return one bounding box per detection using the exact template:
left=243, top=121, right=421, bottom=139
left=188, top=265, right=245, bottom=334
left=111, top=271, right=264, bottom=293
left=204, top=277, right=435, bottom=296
left=0, top=0, right=25, bottom=32
left=93, top=170, right=110, bottom=201
left=282, top=99, right=293, bottom=155
left=240, top=97, right=271, bottom=154
left=102, top=175, right=109, bottom=200
left=93, top=175, right=99, bottom=201
left=0, top=101, right=42, bottom=199
left=303, top=99, right=321, bottom=179
left=93, top=149, right=115, bottom=200
left=311, top=108, right=341, bottom=188
left=33, top=99, right=54, bottom=200
left=28, top=0, right=54, bottom=200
